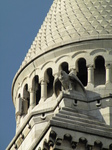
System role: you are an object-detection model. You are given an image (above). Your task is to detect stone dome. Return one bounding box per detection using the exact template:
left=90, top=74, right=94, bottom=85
left=21, top=0, right=112, bottom=69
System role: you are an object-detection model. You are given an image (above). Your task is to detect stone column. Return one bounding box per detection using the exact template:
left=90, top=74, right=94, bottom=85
left=106, top=64, right=111, bottom=84
left=87, top=65, right=94, bottom=85
left=29, top=88, right=36, bottom=110
left=40, top=80, right=47, bottom=102
left=50, top=146, right=53, bottom=150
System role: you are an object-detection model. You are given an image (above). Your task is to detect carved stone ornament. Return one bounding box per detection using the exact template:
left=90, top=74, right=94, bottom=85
left=54, top=70, right=86, bottom=97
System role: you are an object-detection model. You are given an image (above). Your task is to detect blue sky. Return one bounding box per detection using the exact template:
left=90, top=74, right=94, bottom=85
left=0, top=1, right=53, bottom=149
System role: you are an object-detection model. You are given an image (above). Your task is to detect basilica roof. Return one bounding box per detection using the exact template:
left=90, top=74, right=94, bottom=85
left=21, top=0, right=112, bottom=68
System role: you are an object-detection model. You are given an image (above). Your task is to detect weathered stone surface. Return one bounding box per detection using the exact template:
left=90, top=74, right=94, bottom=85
left=7, top=0, right=112, bottom=150
left=19, top=0, right=112, bottom=70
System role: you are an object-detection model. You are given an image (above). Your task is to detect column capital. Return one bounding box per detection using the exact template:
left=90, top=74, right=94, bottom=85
left=69, top=66, right=75, bottom=70
left=28, top=88, right=35, bottom=93
left=87, top=64, right=94, bottom=68
left=40, top=78, right=49, bottom=83
left=105, top=63, right=111, bottom=68
left=53, top=72, right=59, bottom=79
left=69, top=68, right=77, bottom=75
left=40, top=79, right=48, bottom=85
left=87, top=64, right=94, bottom=86
left=105, top=63, right=112, bottom=84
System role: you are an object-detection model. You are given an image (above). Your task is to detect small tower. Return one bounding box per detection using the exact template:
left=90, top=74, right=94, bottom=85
left=7, top=0, right=112, bottom=149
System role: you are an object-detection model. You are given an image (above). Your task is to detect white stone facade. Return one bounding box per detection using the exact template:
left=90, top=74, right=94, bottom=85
left=13, top=40, right=112, bottom=128
left=7, top=0, right=112, bottom=149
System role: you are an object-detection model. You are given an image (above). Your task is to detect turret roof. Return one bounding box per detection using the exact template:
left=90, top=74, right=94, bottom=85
left=21, top=0, right=112, bottom=69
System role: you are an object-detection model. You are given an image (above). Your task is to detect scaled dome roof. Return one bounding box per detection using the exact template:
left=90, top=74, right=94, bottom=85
left=21, top=0, right=112, bottom=69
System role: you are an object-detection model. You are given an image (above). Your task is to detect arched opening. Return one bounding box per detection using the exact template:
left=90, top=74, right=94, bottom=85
left=76, top=58, right=87, bottom=86
left=18, top=93, right=21, bottom=98
left=23, top=84, right=30, bottom=113
left=55, top=62, right=69, bottom=96
left=32, top=75, right=41, bottom=105
left=23, top=84, right=30, bottom=108
left=60, top=62, right=69, bottom=74
left=46, top=68, right=54, bottom=98
left=94, top=56, right=105, bottom=86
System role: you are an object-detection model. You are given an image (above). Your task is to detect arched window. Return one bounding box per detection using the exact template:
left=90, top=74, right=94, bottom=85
left=77, top=58, right=87, bottom=86
left=32, top=75, right=41, bottom=105
left=94, top=56, right=105, bottom=86
left=18, top=93, right=21, bottom=98
left=60, top=62, right=69, bottom=74
left=23, top=84, right=30, bottom=113
left=46, top=68, right=54, bottom=98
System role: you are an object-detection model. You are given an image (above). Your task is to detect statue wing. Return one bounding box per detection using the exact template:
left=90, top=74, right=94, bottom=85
left=69, top=72, right=86, bottom=95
